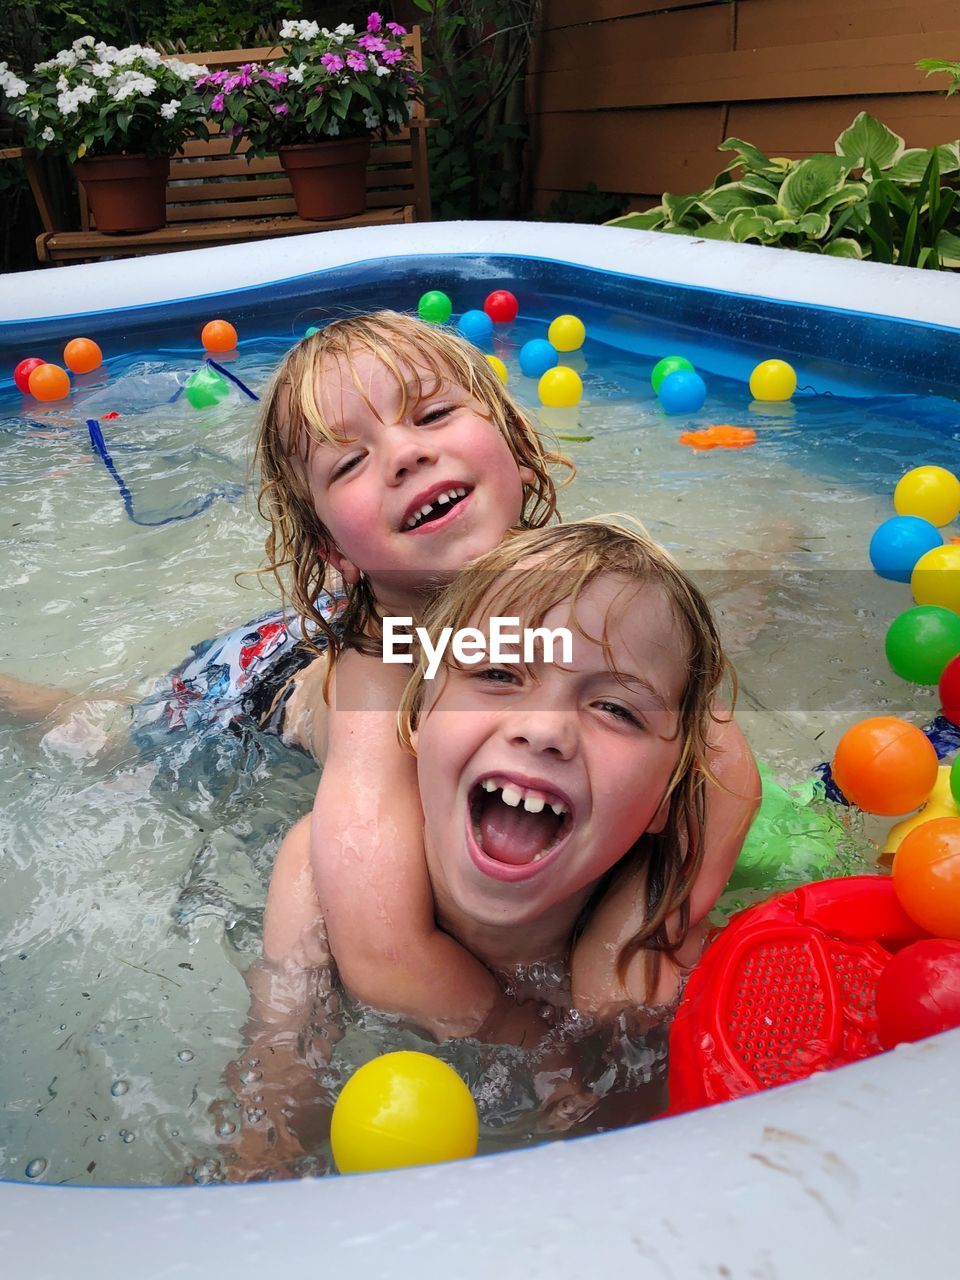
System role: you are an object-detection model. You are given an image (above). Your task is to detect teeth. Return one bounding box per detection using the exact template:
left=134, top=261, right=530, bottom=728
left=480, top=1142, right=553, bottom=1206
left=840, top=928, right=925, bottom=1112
left=481, top=779, right=496, bottom=792
left=551, top=802, right=566, bottom=816
left=404, top=488, right=469, bottom=530
left=436, top=491, right=452, bottom=505
left=522, top=795, right=545, bottom=814
left=500, top=785, right=522, bottom=808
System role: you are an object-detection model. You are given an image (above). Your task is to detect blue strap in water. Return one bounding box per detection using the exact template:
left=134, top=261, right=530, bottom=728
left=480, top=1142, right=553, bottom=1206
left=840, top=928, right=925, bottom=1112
left=205, top=358, right=260, bottom=401
left=815, top=713, right=960, bottom=804
left=86, top=417, right=236, bottom=527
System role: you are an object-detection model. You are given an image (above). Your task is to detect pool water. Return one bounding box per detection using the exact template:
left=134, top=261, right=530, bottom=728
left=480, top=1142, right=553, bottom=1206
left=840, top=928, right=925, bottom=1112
left=2, top=278, right=958, bottom=1187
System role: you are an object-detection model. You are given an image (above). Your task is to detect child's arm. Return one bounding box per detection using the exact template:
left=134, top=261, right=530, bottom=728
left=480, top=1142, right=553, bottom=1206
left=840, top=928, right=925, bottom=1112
left=571, top=714, right=760, bottom=1014
left=302, top=647, right=553, bottom=1047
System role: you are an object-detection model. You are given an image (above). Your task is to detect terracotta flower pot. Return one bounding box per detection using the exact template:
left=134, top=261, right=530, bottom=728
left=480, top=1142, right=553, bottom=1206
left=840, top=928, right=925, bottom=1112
left=73, top=154, right=170, bottom=234
left=277, top=139, right=371, bottom=221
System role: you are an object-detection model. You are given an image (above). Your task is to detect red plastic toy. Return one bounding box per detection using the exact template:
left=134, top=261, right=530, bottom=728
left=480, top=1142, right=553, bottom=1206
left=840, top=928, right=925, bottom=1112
left=667, top=876, right=929, bottom=1115
left=483, top=290, right=519, bottom=323
left=875, top=939, right=960, bottom=1048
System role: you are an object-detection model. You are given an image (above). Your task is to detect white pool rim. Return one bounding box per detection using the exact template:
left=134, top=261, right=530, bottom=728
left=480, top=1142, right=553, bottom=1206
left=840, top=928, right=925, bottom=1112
left=4, top=222, right=957, bottom=1277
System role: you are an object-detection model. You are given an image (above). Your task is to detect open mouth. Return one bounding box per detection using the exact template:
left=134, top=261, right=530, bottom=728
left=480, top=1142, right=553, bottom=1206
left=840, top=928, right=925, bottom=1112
left=402, top=486, right=471, bottom=531
left=468, top=775, right=573, bottom=871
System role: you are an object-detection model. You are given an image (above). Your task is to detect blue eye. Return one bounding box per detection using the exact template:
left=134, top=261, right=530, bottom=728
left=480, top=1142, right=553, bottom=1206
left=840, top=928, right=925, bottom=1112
left=596, top=700, right=641, bottom=726
left=472, top=666, right=517, bottom=684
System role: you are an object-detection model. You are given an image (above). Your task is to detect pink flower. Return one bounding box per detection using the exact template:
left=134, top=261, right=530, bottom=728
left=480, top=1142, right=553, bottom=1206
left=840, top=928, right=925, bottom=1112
left=366, top=11, right=382, bottom=32
left=262, top=69, right=288, bottom=89
left=346, top=51, right=367, bottom=72
left=210, top=93, right=225, bottom=112
left=358, top=34, right=386, bottom=52
left=230, top=124, right=244, bottom=136
left=274, top=103, right=289, bottom=116
left=314, top=84, right=325, bottom=95
left=381, top=48, right=404, bottom=65
left=386, top=22, right=407, bottom=36
left=321, top=52, right=344, bottom=73
left=223, top=74, right=241, bottom=92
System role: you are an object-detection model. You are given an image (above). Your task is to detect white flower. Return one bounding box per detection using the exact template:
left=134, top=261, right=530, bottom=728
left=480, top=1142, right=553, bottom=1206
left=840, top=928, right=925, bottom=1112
left=110, top=71, right=157, bottom=101
left=90, top=62, right=113, bottom=79
left=57, top=90, right=79, bottom=115
left=280, top=19, right=319, bottom=39
left=362, top=107, right=380, bottom=130
left=72, top=36, right=95, bottom=51
left=0, top=62, right=29, bottom=98
left=287, top=64, right=305, bottom=83
left=168, top=60, right=208, bottom=81
left=407, top=100, right=416, bottom=118
left=55, top=50, right=78, bottom=69
left=160, top=99, right=180, bottom=120
left=57, top=74, right=69, bottom=90
left=41, top=125, right=56, bottom=141
left=374, top=63, right=391, bottom=77
left=335, top=23, right=355, bottom=36
left=324, top=117, right=340, bottom=136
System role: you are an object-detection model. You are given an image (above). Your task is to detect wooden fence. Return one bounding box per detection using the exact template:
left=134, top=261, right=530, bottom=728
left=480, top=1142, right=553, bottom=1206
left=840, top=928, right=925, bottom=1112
left=525, top=0, right=960, bottom=214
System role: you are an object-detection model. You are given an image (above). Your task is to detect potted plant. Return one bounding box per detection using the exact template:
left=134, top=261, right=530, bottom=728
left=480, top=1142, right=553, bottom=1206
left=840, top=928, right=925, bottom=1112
left=192, top=14, right=422, bottom=221
left=0, top=38, right=209, bottom=233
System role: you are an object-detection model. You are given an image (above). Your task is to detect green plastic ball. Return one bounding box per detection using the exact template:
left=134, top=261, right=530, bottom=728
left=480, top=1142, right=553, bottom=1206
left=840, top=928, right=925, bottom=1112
left=885, top=605, right=960, bottom=685
left=185, top=366, right=230, bottom=409
left=417, top=291, right=452, bottom=324
left=651, top=355, right=694, bottom=393
left=951, top=755, right=960, bottom=809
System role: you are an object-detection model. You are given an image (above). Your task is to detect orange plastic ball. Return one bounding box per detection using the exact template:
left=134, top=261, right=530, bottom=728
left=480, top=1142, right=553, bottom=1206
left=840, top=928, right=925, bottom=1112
left=28, top=362, right=71, bottom=402
left=831, top=716, right=938, bottom=815
left=893, top=817, right=960, bottom=939
left=63, top=337, right=103, bottom=374
left=201, top=319, right=238, bottom=353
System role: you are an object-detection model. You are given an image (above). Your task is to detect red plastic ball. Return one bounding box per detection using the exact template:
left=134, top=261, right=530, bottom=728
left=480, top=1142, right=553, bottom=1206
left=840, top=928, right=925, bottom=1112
left=892, top=817, right=960, bottom=938
left=201, top=319, right=238, bottom=353
left=14, top=357, right=45, bottom=394
left=483, top=290, right=518, bottom=323
left=64, top=337, right=103, bottom=374
left=28, top=363, right=71, bottom=402
left=876, top=939, right=960, bottom=1048
left=940, top=653, right=960, bottom=725
left=831, top=716, right=938, bottom=815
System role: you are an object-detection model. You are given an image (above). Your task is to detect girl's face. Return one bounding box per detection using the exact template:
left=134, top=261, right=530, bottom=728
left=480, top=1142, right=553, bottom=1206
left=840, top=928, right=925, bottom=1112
left=296, top=348, right=533, bottom=613
left=412, top=575, right=689, bottom=949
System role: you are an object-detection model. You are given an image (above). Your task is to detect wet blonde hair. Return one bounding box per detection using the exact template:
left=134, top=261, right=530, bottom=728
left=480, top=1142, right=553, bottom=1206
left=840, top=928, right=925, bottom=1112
left=255, top=310, right=573, bottom=654
left=398, top=518, right=731, bottom=986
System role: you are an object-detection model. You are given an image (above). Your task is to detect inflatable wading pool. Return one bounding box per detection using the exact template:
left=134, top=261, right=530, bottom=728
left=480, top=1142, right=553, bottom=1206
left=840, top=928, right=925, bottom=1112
left=2, top=222, right=959, bottom=1278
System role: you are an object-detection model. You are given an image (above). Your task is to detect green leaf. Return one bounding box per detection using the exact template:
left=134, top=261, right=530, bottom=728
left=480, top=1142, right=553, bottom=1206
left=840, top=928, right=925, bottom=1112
left=717, top=136, right=781, bottom=177
left=822, top=237, right=864, bottom=259
left=835, top=112, right=904, bottom=170
left=694, top=183, right=762, bottom=222
left=606, top=208, right=666, bottom=230
left=739, top=174, right=780, bottom=199
left=795, top=211, right=830, bottom=239
left=936, top=228, right=960, bottom=267
left=817, top=183, right=868, bottom=216
left=729, top=212, right=774, bottom=242
left=885, top=145, right=960, bottom=183
left=662, top=192, right=700, bottom=225
left=778, top=155, right=849, bottom=216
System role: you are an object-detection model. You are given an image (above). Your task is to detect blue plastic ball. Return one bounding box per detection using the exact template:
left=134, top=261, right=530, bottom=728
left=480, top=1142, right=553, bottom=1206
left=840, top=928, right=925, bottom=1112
left=658, top=369, right=707, bottom=415
left=457, top=309, right=495, bottom=347
left=519, top=339, right=559, bottom=379
left=869, top=515, right=943, bottom=583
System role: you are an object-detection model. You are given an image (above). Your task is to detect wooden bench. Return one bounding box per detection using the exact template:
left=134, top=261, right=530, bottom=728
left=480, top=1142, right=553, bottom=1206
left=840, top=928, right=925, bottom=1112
left=24, top=29, right=431, bottom=264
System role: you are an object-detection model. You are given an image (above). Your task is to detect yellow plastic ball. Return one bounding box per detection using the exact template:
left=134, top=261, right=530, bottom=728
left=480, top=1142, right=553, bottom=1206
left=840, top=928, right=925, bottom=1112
left=749, top=359, right=797, bottom=402
left=538, top=366, right=582, bottom=408
left=547, top=314, right=586, bottom=352
left=331, top=1051, right=478, bottom=1174
left=485, top=354, right=508, bottom=385
left=884, top=766, right=958, bottom=855
left=911, top=544, right=960, bottom=612
left=894, top=466, right=960, bottom=528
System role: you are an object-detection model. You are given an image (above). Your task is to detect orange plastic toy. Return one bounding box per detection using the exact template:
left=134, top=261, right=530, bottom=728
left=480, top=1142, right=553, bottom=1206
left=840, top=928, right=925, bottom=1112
left=201, top=319, right=238, bottom=353
left=892, top=817, right=960, bottom=939
left=63, top=337, right=103, bottom=374
left=831, top=716, right=938, bottom=815
left=679, top=424, right=757, bottom=451
left=28, top=363, right=71, bottom=402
